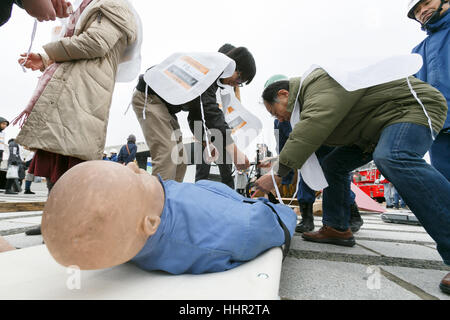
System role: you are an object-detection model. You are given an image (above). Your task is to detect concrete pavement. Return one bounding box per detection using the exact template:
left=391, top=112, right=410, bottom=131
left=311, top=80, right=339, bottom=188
left=0, top=181, right=449, bottom=300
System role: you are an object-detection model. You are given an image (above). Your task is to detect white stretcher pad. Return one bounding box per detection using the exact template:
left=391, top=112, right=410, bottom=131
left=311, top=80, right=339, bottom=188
left=0, top=245, right=283, bottom=300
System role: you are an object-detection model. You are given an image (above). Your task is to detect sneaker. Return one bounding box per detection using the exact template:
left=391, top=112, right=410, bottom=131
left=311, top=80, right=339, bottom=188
left=24, top=190, right=35, bottom=194
left=302, top=225, right=355, bottom=247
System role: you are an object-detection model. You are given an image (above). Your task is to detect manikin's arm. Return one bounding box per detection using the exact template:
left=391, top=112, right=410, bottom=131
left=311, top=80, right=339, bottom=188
left=0, top=236, right=15, bottom=253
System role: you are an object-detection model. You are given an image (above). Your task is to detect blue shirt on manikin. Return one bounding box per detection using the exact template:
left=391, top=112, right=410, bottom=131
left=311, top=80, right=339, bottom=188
left=131, top=177, right=297, bottom=275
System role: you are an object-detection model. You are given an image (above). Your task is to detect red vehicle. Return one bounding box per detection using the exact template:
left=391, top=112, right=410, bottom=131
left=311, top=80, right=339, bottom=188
left=352, top=162, right=385, bottom=203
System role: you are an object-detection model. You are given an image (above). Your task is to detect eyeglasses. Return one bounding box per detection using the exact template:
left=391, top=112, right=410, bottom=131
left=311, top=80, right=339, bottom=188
left=235, top=71, right=245, bottom=87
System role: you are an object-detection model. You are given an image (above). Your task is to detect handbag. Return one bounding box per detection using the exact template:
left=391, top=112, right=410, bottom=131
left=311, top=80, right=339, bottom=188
left=6, top=165, right=19, bottom=179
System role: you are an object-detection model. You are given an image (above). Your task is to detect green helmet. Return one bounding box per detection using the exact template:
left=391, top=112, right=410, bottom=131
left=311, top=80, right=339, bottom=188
left=264, top=74, right=288, bottom=89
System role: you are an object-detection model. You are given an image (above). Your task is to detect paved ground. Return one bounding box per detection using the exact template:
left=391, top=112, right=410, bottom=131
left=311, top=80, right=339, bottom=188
left=0, top=181, right=449, bottom=300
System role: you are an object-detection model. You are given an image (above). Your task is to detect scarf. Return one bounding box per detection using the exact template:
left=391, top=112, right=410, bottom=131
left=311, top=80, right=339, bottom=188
left=13, top=0, right=94, bottom=128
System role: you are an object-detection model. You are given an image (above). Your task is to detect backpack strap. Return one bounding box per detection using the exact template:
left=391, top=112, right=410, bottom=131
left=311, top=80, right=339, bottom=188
left=243, top=200, right=291, bottom=260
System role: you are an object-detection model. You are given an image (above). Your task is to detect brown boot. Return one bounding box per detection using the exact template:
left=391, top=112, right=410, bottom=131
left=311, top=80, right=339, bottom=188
left=302, top=225, right=355, bottom=247
left=440, top=273, right=450, bottom=294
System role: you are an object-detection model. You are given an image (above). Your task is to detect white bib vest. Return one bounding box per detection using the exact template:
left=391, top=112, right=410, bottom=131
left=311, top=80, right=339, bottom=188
left=218, top=85, right=263, bottom=152
left=144, top=52, right=236, bottom=105
left=144, top=52, right=236, bottom=158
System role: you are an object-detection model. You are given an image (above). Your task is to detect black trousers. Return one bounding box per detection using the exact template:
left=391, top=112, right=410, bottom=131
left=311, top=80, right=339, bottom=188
left=5, top=178, right=21, bottom=192
left=195, top=163, right=235, bottom=189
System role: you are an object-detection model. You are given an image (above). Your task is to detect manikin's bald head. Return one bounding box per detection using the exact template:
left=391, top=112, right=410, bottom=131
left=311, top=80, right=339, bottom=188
left=42, top=161, right=164, bottom=270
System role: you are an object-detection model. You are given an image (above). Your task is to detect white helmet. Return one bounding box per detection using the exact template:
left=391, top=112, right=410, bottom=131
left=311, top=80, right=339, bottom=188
left=408, top=0, right=448, bottom=22
left=407, top=0, right=422, bottom=19
left=110, top=148, right=118, bottom=154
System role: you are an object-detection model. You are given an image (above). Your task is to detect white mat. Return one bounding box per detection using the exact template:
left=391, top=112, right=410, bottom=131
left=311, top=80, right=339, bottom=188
left=0, top=245, right=282, bottom=300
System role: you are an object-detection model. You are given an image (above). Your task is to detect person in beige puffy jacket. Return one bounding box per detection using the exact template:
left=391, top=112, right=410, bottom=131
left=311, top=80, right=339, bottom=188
left=16, top=0, right=136, bottom=184
left=15, top=0, right=137, bottom=235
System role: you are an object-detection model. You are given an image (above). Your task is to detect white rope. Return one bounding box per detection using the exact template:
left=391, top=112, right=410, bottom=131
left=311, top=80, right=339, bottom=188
left=271, top=168, right=284, bottom=204
left=287, top=170, right=301, bottom=205
left=124, top=88, right=136, bottom=116
left=21, top=20, right=38, bottom=73
left=199, top=94, right=212, bottom=158
left=143, top=84, right=148, bottom=120
left=406, top=76, right=435, bottom=140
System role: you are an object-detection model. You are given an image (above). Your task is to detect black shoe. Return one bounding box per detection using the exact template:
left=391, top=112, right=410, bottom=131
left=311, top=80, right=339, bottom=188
left=4, top=190, right=18, bottom=194
left=295, top=203, right=315, bottom=233
left=440, top=273, right=450, bottom=295
left=349, top=203, right=364, bottom=233
left=25, top=225, right=41, bottom=236
left=24, top=190, right=35, bottom=194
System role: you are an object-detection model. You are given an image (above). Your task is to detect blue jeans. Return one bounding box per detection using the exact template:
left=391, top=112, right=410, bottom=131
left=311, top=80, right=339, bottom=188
left=393, top=188, right=406, bottom=208
left=321, top=123, right=450, bottom=265
left=384, top=183, right=394, bottom=207
left=298, top=146, right=356, bottom=205
left=429, top=130, right=450, bottom=183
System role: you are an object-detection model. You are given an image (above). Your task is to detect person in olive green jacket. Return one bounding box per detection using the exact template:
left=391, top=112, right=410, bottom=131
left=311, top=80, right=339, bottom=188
left=255, top=69, right=450, bottom=271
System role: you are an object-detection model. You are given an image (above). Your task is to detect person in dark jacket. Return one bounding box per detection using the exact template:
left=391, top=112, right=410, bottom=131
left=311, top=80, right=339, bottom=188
left=0, top=117, right=9, bottom=165
left=109, top=149, right=118, bottom=162
left=409, top=0, right=450, bottom=184
left=132, top=47, right=256, bottom=182
left=1, top=0, right=71, bottom=27
left=407, top=0, right=450, bottom=295
left=117, top=135, right=138, bottom=165
left=4, top=139, right=21, bottom=194
left=194, top=44, right=242, bottom=189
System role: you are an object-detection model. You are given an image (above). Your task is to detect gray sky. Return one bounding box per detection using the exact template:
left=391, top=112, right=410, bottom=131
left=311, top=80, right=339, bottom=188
left=0, top=0, right=427, bottom=159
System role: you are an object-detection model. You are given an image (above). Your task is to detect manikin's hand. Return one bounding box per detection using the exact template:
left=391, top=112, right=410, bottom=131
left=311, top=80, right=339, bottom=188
left=18, top=53, right=44, bottom=71
left=255, top=173, right=282, bottom=194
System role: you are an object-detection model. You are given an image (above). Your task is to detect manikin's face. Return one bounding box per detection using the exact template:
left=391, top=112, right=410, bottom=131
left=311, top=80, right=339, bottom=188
left=263, top=89, right=292, bottom=122
left=42, top=161, right=165, bottom=270
left=413, top=0, right=450, bottom=24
